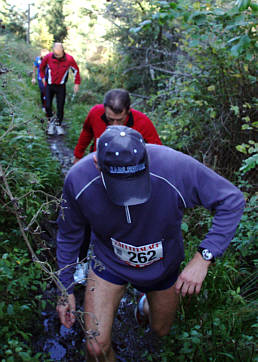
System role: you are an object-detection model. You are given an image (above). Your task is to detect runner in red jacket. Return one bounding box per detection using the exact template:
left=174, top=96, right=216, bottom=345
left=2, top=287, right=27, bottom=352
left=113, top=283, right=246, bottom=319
left=40, top=43, right=81, bottom=136
left=73, top=89, right=162, bottom=270
left=73, top=89, right=162, bottom=163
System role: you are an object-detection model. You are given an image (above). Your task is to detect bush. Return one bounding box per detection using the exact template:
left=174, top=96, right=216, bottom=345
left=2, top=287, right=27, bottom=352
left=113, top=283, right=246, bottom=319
left=0, top=34, right=62, bottom=360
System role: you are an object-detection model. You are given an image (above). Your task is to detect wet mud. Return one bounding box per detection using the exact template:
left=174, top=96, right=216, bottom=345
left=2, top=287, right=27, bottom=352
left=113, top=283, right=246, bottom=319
left=35, top=126, right=162, bottom=361
left=46, top=124, right=74, bottom=175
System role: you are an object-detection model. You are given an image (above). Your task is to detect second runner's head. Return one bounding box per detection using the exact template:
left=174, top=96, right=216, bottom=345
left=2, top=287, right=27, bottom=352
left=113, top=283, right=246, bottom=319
left=103, top=89, right=130, bottom=126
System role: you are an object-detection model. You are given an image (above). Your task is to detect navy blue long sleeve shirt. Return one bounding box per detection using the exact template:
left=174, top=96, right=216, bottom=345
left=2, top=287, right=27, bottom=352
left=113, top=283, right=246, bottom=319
left=57, top=145, right=245, bottom=293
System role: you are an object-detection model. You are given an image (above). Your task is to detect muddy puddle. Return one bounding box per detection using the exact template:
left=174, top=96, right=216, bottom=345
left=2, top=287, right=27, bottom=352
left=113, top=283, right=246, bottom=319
left=35, top=126, right=162, bottom=361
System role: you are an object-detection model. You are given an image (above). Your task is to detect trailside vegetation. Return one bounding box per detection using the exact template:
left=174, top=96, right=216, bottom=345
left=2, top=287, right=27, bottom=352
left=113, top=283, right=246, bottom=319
left=0, top=34, right=62, bottom=360
left=0, top=0, right=257, bottom=360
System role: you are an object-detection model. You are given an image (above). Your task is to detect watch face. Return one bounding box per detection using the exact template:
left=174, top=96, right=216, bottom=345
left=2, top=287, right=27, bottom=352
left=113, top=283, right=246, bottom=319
left=202, top=249, right=213, bottom=261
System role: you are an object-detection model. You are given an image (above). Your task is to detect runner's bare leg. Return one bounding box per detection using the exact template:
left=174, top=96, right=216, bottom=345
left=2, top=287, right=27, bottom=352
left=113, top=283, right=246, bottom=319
left=84, top=269, right=126, bottom=361
left=145, top=284, right=179, bottom=336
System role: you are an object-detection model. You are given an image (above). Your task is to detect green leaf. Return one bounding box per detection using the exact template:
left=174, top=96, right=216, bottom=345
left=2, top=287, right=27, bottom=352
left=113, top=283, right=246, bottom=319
left=181, top=222, right=189, bottom=232
left=230, top=105, right=240, bottom=115
left=240, top=154, right=258, bottom=173
left=210, top=111, right=216, bottom=119
left=242, top=124, right=252, bottom=130
left=41, top=300, right=47, bottom=310
left=158, top=1, right=169, bottom=7
left=236, top=144, right=247, bottom=154
left=18, top=352, right=31, bottom=360
left=219, top=352, right=235, bottom=360
left=20, top=305, right=30, bottom=311
left=18, top=330, right=31, bottom=342
left=188, top=11, right=207, bottom=25
left=207, top=85, right=215, bottom=92
left=0, top=301, right=5, bottom=319
left=242, top=116, right=251, bottom=122
left=139, top=20, right=152, bottom=27
left=129, top=26, right=142, bottom=34
left=188, top=38, right=200, bottom=47
left=231, top=35, right=251, bottom=56
left=7, top=304, right=14, bottom=315
left=235, top=0, right=251, bottom=11
left=213, top=8, right=226, bottom=16
left=169, top=2, right=177, bottom=9
left=250, top=2, right=258, bottom=11
left=191, top=336, right=201, bottom=344
left=227, top=36, right=241, bottom=44
left=9, top=135, right=39, bottom=145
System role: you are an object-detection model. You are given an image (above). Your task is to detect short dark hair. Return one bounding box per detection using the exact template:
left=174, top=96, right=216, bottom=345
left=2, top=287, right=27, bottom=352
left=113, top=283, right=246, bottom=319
left=104, top=89, right=131, bottom=114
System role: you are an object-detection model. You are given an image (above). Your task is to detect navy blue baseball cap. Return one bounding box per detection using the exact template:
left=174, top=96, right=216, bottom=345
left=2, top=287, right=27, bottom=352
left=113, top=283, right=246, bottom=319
left=97, top=126, right=151, bottom=206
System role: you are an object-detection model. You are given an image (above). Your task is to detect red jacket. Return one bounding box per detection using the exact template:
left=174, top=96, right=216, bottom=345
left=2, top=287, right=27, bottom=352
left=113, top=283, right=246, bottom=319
left=74, top=104, right=162, bottom=159
left=39, top=52, right=81, bottom=85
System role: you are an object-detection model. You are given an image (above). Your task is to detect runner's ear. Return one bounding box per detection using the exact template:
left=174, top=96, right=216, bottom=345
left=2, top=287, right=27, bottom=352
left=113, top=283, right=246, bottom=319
left=93, top=154, right=100, bottom=171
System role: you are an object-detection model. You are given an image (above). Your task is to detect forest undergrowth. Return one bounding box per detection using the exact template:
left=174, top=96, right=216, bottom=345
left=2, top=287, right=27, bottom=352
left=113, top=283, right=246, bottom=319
left=0, top=21, right=257, bottom=362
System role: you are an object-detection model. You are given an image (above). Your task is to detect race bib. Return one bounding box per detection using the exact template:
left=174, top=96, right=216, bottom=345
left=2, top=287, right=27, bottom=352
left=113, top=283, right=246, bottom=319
left=111, top=238, right=163, bottom=268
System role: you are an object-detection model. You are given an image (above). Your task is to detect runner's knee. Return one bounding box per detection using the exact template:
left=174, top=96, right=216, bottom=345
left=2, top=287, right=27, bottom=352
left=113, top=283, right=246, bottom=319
left=150, top=321, right=172, bottom=337
left=86, top=336, right=112, bottom=359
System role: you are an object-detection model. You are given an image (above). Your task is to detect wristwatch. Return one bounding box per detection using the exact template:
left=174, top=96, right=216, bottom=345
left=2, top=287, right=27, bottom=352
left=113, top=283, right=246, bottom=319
left=197, top=247, right=215, bottom=262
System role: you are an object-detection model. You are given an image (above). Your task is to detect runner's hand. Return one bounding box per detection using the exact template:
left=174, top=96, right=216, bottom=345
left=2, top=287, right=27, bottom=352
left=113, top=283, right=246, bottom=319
left=42, top=79, right=46, bottom=87
left=56, top=293, right=76, bottom=328
left=31, top=78, right=36, bottom=84
left=175, top=252, right=211, bottom=296
left=74, top=84, right=79, bottom=93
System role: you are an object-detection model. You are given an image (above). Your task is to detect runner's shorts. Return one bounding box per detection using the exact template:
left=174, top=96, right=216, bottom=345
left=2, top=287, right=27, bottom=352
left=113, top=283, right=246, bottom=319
left=91, top=259, right=179, bottom=293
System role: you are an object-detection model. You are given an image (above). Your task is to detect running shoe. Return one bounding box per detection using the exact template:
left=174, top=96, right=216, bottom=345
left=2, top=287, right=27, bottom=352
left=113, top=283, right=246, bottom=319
left=134, top=293, right=148, bottom=327
left=56, top=124, right=65, bottom=135
left=47, top=121, right=56, bottom=135
left=73, top=261, right=88, bottom=285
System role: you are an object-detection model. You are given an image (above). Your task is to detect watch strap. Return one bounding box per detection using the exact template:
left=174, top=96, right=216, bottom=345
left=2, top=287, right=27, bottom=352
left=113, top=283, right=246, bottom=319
left=197, top=247, right=215, bottom=263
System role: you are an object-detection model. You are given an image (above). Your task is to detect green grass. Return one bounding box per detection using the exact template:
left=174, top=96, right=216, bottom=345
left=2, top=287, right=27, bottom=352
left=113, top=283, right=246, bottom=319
left=0, top=33, right=62, bottom=360
left=63, top=88, right=93, bottom=151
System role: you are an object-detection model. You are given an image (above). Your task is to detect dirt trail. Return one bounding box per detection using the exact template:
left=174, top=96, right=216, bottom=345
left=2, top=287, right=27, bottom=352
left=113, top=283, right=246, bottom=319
left=47, top=131, right=74, bottom=175
left=35, top=129, right=162, bottom=361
